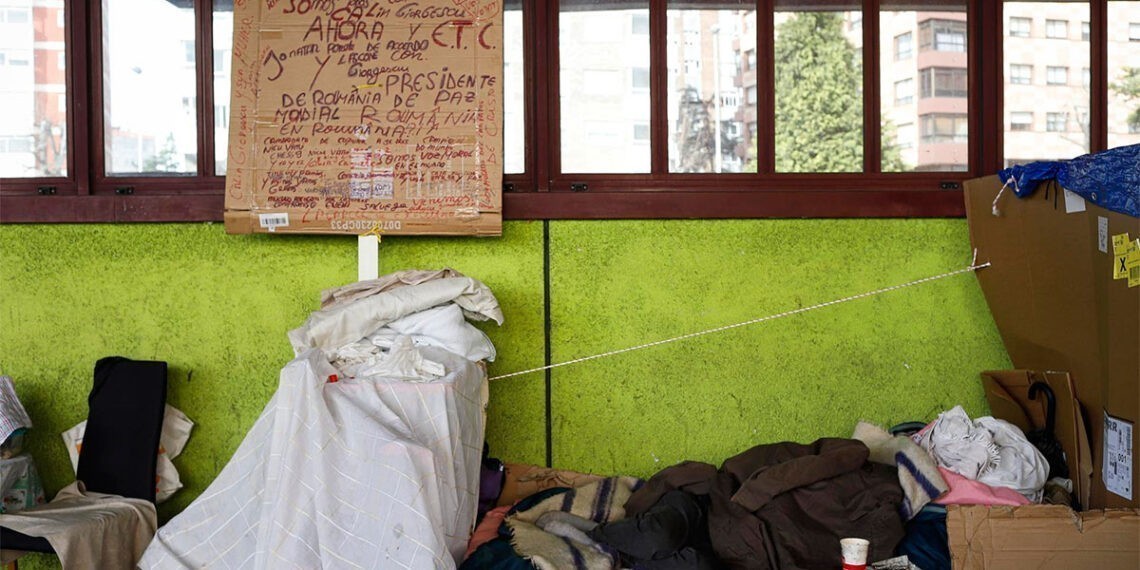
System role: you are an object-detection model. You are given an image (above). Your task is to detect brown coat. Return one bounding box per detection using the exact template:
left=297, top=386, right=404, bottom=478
left=625, top=438, right=905, bottom=570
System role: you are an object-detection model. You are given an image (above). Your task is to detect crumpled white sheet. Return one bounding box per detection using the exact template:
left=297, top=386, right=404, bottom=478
left=140, top=276, right=500, bottom=569
left=914, top=406, right=1049, bottom=502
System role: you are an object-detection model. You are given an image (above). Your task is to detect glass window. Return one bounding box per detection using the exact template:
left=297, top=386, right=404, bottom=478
left=503, top=0, right=524, bottom=174
left=775, top=0, right=862, bottom=173
left=1011, top=112, right=1033, bottom=131
left=920, top=114, right=968, bottom=143
left=1005, top=2, right=1088, bottom=160
left=632, top=67, right=650, bottom=90
left=920, top=67, right=968, bottom=98
left=0, top=3, right=67, bottom=177
left=1109, top=3, right=1140, bottom=148
left=633, top=122, right=650, bottom=142
left=1081, top=21, right=1090, bottom=41
left=632, top=13, right=649, bottom=35
left=1046, top=66, right=1068, bottom=85
left=894, top=32, right=912, bottom=60
left=104, top=0, right=197, bottom=175
left=1046, top=19, right=1068, bottom=39
left=1010, top=64, right=1033, bottom=85
left=667, top=1, right=755, bottom=173
left=919, top=19, right=966, bottom=52
left=894, top=78, right=914, bottom=105
left=213, top=1, right=232, bottom=175
left=561, top=0, right=651, bottom=173
left=881, top=3, right=967, bottom=173
left=1046, top=112, right=1067, bottom=132
left=1009, top=17, right=1031, bottom=37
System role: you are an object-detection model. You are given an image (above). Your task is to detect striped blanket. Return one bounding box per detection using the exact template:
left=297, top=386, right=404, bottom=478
left=506, top=477, right=641, bottom=570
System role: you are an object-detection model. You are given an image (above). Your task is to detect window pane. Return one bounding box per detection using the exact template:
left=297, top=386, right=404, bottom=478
left=0, top=0, right=67, bottom=177
left=104, top=0, right=197, bottom=175
left=214, top=0, right=232, bottom=175
left=560, top=0, right=650, bottom=173
left=775, top=1, right=863, bottom=173
left=1108, top=1, right=1140, bottom=148
left=667, top=1, right=755, bottom=173
left=881, top=3, right=968, bottom=172
left=1004, top=2, right=1089, bottom=165
left=504, top=0, right=524, bottom=174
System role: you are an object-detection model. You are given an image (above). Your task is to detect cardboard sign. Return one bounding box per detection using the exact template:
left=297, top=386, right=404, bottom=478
left=224, top=0, right=503, bottom=236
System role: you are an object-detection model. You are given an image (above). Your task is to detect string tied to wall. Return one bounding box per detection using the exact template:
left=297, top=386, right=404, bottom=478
left=488, top=251, right=991, bottom=382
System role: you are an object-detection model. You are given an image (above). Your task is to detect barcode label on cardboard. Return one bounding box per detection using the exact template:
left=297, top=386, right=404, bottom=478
left=1103, top=412, right=1134, bottom=500
left=258, top=213, right=289, bottom=232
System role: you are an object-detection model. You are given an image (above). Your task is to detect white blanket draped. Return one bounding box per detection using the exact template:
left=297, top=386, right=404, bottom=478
left=141, top=275, right=500, bottom=569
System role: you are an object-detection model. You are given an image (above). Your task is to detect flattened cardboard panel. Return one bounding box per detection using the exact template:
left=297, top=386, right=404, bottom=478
left=225, top=0, right=503, bottom=236
left=965, top=175, right=1139, bottom=508
left=947, top=505, right=1140, bottom=569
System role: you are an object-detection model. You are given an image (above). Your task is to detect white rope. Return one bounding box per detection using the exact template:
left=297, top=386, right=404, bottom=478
left=489, top=258, right=991, bottom=381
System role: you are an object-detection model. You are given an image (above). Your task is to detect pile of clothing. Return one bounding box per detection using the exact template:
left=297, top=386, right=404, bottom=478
left=462, top=405, right=1055, bottom=570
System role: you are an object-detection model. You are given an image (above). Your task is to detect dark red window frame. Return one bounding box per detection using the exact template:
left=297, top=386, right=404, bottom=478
left=0, top=0, right=1119, bottom=222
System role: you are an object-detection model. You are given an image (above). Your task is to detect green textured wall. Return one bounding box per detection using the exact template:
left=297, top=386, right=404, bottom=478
left=0, top=219, right=1009, bottom=567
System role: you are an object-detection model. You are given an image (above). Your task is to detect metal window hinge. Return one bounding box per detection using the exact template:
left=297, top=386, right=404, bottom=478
left=36, top=186, right=57, bottom=195
left=115, top=186, right=135, bottom=195
left=503, top=182, right=516, bottom=192
left=939, top=181, right=961, bottom=190
left=570, top=182, right=589, bottom=192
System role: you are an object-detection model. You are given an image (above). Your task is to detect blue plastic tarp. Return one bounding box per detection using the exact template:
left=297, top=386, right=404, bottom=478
left=998, top=143, right=1140, bottom=218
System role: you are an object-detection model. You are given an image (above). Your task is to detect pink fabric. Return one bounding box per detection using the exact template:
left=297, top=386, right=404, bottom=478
left=934, top=467, right=1031, bottom=506
left=464, top=505, right=511, bottom=559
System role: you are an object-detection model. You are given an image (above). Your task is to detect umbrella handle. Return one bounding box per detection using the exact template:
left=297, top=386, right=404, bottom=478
left=1028, top=381, right=1057, bottom=436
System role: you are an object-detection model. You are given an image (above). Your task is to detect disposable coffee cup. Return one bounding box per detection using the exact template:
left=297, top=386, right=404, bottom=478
left=840, top=537, right=870, bottom=570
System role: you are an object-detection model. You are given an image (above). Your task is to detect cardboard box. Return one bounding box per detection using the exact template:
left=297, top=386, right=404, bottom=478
left=981, top=370, right=1094, bottom=509
left=965, top=175, right=1140, bottom=508
left=223, top=0, right=503, bottom=236
left=947, top=504, right=1140, bottom=569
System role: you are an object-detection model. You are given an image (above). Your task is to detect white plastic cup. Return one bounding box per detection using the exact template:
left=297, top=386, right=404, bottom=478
left=840, top=537, right=870, bottom=570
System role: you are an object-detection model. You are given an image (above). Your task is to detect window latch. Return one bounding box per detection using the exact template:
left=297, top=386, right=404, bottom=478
left=37, top=186, right=57, bottom=195
left=115, top=186, right=135, bottom=195
left=570, top=182, right=589, bottom=192
left=939, top=181, right=961, bottom=190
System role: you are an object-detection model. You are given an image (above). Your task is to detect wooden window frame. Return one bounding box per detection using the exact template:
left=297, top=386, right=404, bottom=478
left=0, top=0, right=1121, bottom=222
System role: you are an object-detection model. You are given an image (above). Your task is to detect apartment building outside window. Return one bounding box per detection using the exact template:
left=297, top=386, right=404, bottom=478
left=1010, top=64, right=1033, bottom=85
left=894, top=32, right=912, bottom=60
left=920, top=68, right=968, bottom=98
left=919, top=19, right=967, bottom=52
left=1047, top=66, right=1069, bottom=85
left=1046, top=19, right=1068, bottom=39
left=1047, top=112, right=1068, bottom=132
left=1010, top=112, right=1033, bottom=131
left=895, top=78, right=914, bottom=105
left=921, top=114, right=968, bottom=143
left=1131, top=22, right=1140, bottom=41
left=1010, top=17, right=1031, bottom=37
left=1082, top=21, right=1090, bottom=41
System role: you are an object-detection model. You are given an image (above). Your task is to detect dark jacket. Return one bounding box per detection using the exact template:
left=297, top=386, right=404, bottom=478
left=624, top=438, right=904, bottom=570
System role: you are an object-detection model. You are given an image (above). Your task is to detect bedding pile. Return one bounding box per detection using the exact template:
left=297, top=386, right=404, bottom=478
left=140, top=270, right=502, bottom=569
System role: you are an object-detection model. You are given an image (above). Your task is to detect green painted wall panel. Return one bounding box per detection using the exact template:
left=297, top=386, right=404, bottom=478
left=0, top=222, right=546, bottom=526
left=546, top=219, right=1008, bottom=478
left=0, top=218, right=1007, bottom=569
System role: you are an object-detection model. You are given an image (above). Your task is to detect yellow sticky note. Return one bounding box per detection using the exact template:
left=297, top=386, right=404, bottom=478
left=1114, top=253, right=1129, bottom=280
left=1130, top=263, right=1140, bottom=288
left=1112, top=233, right=1131, bottom=255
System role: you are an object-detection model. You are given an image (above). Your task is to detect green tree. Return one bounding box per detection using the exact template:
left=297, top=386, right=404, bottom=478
left=1112, top=67, right=1140, bottom=132
left=144, top=134, right=181, bottom=173
left=773, top=12, right=904, bottom=172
